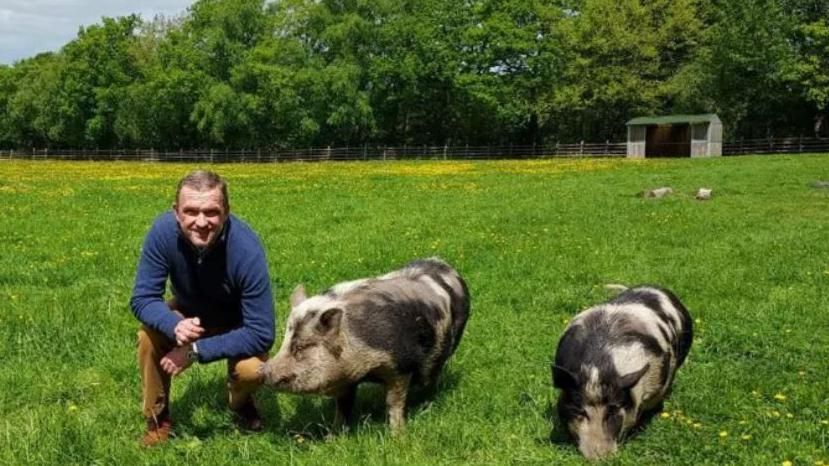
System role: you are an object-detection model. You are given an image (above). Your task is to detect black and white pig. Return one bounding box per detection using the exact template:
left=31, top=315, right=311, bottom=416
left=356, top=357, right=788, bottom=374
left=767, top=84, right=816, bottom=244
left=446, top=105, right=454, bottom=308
left=259, top=258, right=470, bottom=433
left=552, top=285, right=693, bottom=460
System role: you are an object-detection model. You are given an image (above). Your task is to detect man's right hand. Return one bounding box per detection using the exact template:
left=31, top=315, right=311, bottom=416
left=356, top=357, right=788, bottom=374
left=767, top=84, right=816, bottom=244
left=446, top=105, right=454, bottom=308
left=175, top=317, right=204, bottom=346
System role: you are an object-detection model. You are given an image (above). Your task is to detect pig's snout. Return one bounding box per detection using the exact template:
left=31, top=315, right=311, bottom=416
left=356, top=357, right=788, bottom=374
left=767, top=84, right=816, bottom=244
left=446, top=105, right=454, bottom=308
left=270, top=373, right=296, bottom=386
left=258, top=361, right=294, bottom=387
left=579, top=440, right=617, bottom=461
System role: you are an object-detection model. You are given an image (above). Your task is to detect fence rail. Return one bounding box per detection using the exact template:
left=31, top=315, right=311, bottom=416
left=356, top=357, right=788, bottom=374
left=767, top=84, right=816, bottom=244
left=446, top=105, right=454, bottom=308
left=722, top=137, right=829, bottom=155
left=0, top=137, right=827, bottom=162
left=0, top=142, right=626, bottom=162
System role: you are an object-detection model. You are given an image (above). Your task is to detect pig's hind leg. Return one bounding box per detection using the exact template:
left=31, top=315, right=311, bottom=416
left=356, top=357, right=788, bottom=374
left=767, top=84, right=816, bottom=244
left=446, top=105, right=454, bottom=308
left=385, top=374, right=412, bottom=434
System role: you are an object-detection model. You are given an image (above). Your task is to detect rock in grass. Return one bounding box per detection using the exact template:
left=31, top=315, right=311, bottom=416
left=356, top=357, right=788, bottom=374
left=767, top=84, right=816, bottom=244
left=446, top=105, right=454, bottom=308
left=695, top=188, right=713, bottom=200
left=639, top=187, right=673, bottom=198
left=812, top=180, right=829, bottom=189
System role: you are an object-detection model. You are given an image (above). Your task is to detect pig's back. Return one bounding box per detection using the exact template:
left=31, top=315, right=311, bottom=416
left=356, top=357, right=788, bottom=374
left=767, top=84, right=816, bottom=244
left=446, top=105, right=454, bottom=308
left=343, top=278, right=453, bottom=383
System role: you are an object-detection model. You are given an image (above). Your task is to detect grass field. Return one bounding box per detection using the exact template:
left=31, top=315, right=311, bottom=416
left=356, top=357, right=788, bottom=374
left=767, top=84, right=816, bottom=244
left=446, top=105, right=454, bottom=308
left=1, top=155, right=828, bottom=465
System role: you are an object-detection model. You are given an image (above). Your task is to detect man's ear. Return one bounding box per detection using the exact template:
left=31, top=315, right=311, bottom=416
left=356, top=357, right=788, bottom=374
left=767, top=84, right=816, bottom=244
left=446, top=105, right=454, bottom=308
left=290, top=284, right=308, bottom=308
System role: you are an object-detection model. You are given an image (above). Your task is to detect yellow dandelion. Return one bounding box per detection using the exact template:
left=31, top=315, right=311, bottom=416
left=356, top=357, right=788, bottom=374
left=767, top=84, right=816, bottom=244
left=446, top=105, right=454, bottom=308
left=719, top=431, right=728, bottom=438
left=772, top=410, right=782, bottom=417
left=695, top=318, right=702, bottom=325
left=738, top=420, right=748, bottom=425
left=799, top=371, right=806, bottom=376
left=820, top=420, right=828, bottom=425
left=692, top=423, right=703, bottom=429
left=68, top=404, right=78, bottom=412
left=815, top=461, right=824, bottom=466
left=741, top=434, right=752, bottom=441
left=660, top=412, right=671, bottom=419
left=774, top=393, right=787, bottom=401
left=786, top=413, right=794, bottom=419
left=782, top=461, right=792, bottom=466
left=752, top=390, right=761, bottom=396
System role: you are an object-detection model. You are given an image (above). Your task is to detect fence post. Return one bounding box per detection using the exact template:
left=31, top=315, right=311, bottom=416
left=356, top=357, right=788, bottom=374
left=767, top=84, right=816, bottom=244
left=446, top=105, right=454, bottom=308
left=443, top=144, right=448, bottom=160
left=210, top=148, right=214, bottom=164
left=799, top=135, right=803, bottom=153
left=580, top=140, right=584, bottom=156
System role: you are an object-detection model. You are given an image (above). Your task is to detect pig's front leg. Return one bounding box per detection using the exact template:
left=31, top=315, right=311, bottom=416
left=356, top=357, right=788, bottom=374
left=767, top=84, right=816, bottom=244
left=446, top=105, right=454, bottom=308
left=385, top=374, right=411, bottom=434
left=333, top=384, right=357, bottom=431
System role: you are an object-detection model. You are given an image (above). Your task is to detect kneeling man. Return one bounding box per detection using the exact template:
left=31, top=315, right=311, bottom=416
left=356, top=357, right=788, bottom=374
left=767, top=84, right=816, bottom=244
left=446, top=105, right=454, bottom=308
left=130, top=170, right=275, bottom=446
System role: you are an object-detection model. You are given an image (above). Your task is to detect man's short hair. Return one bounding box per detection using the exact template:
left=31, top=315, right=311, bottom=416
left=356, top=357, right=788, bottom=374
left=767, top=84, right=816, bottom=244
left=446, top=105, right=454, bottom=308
left=175, top=170, right=229, bottom=209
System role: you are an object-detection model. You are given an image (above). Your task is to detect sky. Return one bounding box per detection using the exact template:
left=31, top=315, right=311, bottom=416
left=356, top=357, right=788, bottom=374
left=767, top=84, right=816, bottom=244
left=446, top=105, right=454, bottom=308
left=0, top=0, right=195, bottom=65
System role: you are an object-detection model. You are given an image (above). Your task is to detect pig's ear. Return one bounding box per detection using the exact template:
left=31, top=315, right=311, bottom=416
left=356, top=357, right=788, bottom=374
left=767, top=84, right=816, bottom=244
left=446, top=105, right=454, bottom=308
left=619, top=363, right=650, bottom=390
left=552, top=364, right=578, bottom=389
left=316, top=307, right=343, bottom=335
left=290, top=284, right=308, bottom=307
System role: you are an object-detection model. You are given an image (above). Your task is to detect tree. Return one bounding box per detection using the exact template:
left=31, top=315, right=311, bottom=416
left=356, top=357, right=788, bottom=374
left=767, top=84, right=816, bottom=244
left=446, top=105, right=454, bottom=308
left=543, top=0, right=703, bottom=142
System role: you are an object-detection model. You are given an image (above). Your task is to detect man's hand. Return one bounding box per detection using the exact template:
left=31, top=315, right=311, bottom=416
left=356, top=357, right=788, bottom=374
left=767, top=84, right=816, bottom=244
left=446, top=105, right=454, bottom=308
left=175, top=317, right=204, bottom=346
left=160, top=345, right=194, bottom=376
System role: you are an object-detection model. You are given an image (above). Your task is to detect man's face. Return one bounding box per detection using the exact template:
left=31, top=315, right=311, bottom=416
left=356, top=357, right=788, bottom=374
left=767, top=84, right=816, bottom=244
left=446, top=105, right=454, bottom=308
left=173, top=186, right=229, bottom=249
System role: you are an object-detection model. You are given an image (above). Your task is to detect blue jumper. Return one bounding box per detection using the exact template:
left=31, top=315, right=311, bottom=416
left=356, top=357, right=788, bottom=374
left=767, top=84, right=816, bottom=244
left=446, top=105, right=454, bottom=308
left=130, top=211, right=275, bottom=363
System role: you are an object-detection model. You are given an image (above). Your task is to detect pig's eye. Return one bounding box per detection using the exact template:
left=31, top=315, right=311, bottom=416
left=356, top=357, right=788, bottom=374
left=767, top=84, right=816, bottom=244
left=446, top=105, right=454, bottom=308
left=293, top=342, right=316, bottom=353
left=575, top=409, right=589, bottom=420
left=606, top=404, right=621, bottom=416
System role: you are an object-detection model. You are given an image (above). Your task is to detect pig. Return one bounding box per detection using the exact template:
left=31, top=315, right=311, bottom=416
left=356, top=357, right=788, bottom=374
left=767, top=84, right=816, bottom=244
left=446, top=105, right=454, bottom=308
left=552, top=285, right=693, bottom=460
left=259, top=258, right=470, bottom=433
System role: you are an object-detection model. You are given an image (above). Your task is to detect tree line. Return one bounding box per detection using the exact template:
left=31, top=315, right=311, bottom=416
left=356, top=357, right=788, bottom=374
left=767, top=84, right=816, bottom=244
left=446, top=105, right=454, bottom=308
left=0, top=0, right=827, bottom=150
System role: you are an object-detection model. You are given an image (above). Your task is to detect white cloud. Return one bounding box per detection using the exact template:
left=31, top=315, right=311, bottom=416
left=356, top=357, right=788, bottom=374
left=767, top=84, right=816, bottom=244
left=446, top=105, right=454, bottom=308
left=0, top=0, right=194, bottom=64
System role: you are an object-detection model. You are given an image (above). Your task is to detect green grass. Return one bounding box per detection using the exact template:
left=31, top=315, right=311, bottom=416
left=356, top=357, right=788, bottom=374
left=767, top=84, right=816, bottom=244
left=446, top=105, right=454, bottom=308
left=1, top=155, right=828, bottom=465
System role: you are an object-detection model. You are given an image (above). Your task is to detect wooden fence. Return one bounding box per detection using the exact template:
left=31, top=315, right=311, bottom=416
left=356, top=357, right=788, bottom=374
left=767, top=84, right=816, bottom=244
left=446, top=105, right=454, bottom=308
left=0, top=142, right=625, bottom=162
left=0, top=137, right=827, bottom=162
left=722, top=137, right=829, bottom=155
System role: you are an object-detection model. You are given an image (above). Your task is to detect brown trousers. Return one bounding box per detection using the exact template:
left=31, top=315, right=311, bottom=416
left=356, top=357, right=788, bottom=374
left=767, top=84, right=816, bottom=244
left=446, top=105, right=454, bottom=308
left=137, top=310, right=268, bottom=419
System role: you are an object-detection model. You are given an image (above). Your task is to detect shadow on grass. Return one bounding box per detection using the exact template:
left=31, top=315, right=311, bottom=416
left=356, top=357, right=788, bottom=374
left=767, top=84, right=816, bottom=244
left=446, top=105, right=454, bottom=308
left=543, top=401, right=571, bottom=447
left=170, top=366, right=462, bottom=441
left=258, top=368, right=463, bottom=441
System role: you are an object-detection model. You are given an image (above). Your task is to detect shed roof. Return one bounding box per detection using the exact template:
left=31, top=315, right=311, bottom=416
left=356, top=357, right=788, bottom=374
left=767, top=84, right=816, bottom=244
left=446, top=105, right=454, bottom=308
left=626, top=114, right=720, bottom=126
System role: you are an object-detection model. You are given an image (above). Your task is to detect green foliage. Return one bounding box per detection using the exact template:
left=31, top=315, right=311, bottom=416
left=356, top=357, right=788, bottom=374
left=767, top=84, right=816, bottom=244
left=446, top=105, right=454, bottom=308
left=0, top=0, right=827, bottom=147
left=546, top=0, right=703, bottom=141
left=1, top=156, right=828, bottom=464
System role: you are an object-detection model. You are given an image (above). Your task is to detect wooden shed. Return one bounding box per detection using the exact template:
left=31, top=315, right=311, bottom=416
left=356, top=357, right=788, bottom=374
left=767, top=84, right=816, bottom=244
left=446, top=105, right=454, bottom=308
left=626, top=114, right=722, bottom=158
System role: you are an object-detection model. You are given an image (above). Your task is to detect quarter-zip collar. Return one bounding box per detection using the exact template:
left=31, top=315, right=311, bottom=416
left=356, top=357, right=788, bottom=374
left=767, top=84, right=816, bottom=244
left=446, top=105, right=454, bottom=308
left=177, top=217, right=230, bottom=264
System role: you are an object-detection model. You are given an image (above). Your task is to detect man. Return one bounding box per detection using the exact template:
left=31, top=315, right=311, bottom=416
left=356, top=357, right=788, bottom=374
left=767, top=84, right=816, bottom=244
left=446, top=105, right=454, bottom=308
left=130, top=170, right=275, bottom=446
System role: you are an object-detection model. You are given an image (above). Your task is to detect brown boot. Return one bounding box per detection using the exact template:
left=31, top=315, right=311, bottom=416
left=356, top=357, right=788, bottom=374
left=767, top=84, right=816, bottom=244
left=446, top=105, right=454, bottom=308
left=142, top=415, right=173, bottom=447
left=232, top=399, right=263, bottom=432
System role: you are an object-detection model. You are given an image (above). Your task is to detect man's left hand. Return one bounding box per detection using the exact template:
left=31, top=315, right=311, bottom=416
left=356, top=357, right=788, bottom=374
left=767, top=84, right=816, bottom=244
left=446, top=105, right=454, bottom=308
left=160, top=345, right=194, bottom=376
